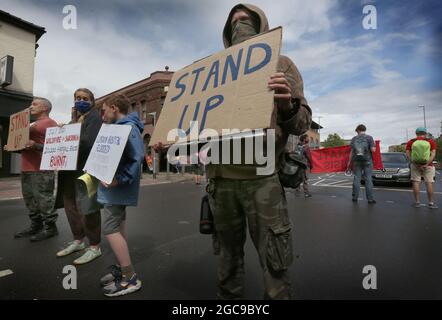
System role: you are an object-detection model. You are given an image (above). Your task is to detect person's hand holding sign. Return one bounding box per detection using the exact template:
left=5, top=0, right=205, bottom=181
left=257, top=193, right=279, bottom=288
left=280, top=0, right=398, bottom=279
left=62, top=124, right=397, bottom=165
left=101, top=178, right=118, bottom=188
left=268, top=72, right=292, bottom=117
left=25, top=139, right=36, bottom=149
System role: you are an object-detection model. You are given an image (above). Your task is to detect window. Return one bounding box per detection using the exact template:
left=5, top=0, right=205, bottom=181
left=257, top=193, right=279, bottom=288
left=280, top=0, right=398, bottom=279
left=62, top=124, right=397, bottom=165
left=141, top=100, right=147, bottom=121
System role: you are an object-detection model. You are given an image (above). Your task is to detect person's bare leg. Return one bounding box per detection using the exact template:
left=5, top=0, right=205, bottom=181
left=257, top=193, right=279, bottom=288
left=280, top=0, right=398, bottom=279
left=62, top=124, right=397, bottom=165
left=119, top=220, right=127, bottom=241
left=106, top=232, right=131, bottom=268
left=412, top=181, right=421, bottom=203
left=426, top=182, right=434, bottom=204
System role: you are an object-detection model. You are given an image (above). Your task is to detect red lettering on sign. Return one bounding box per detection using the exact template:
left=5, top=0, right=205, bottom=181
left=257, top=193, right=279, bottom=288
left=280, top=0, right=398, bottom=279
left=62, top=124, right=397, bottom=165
left=49, top=155, right=67, bottom=168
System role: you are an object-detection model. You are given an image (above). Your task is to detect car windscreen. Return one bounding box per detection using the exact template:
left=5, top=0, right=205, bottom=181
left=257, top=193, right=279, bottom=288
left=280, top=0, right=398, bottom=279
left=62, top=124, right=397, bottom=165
left=382, top=154, right=407, bottom=163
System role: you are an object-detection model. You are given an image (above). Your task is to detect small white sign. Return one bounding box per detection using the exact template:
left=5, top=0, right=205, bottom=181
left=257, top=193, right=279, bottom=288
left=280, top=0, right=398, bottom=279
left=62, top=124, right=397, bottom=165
left=40, top=123, right=81, bottom=171
left=83, top=124, right=132, bottom=184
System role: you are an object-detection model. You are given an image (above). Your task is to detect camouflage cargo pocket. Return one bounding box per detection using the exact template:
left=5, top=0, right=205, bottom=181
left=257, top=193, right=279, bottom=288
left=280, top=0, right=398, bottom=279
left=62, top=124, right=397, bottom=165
left=266, top=224, right=293, bottom=271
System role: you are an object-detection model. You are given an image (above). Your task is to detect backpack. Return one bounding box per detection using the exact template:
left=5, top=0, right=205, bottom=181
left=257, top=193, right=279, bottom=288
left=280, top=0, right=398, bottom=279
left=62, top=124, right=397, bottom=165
left=411, top=139, right=431, bottom=164
left=353, top=135, right=371, bottom=162
left=278, top=151, right=308, bottom=189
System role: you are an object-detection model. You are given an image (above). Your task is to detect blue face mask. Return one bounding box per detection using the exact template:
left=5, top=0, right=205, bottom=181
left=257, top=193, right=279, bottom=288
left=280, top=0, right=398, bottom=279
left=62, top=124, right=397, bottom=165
left=75, top=100, right=92, bottom=114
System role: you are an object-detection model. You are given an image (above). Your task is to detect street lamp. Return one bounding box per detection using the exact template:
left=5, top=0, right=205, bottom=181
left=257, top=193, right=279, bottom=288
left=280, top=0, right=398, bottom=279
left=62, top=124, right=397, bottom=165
left=148, top=112, right=157, bottom=179
left=317, top=116, right=323, bottom=148
left=418, top=105, right=426, bottom=129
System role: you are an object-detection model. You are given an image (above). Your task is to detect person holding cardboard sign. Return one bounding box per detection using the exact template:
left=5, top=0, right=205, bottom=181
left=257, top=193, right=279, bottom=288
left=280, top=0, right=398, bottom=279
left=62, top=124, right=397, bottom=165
left=4, top=97, right=59, bottom=241
left=204, top=4, right=312, bottom=300
left=97, top=94, right=144, bottom=297
left=55, top=88, right=103, bottom=265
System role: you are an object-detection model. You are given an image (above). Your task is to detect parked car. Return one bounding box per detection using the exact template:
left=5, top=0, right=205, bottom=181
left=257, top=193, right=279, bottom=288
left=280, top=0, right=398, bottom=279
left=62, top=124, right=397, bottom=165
left=372, top=152, right=411, bottom=186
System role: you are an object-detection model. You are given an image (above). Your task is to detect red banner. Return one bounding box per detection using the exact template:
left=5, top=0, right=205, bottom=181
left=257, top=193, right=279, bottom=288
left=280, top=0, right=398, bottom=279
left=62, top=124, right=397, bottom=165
left=311, top=141, right=383, bottom=174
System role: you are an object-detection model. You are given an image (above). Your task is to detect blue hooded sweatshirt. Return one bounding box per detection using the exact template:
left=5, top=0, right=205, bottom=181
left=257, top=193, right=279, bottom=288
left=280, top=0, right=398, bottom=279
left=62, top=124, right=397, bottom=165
left=97, top=112, right=144, bottom=206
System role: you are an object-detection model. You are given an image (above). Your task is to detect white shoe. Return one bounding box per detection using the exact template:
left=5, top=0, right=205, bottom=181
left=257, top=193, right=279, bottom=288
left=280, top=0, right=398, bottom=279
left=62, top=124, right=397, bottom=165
left=56, top=241, right=86, bottom=257
left=73, top=246, right=102, bottom=265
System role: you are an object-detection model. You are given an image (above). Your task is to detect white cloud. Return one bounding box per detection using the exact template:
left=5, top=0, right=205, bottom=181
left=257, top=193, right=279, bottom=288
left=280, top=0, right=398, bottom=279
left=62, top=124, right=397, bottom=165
left=1, top=0, right=440, bottom=152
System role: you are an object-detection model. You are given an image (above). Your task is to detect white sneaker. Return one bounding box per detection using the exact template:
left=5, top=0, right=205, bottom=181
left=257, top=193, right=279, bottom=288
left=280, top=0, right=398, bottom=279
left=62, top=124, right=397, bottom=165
left=73, top=246, right=102, bottom=265
left=56, top=241, right=86, bottom=257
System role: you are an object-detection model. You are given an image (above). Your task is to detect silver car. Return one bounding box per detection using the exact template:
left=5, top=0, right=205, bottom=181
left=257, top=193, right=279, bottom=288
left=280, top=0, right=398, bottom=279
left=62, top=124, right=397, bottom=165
left=372, top=152, right=411, bottom=186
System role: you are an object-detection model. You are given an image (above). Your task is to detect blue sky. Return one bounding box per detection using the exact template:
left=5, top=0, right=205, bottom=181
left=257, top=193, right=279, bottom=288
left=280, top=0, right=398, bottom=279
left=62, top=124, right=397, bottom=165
left=1, top=0, right=441, bottom=149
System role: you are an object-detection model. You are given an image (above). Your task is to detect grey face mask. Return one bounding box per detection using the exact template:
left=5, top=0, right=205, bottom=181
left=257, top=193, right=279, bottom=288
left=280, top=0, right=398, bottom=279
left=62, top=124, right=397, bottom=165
left=231, top=20, right=258, bottom=45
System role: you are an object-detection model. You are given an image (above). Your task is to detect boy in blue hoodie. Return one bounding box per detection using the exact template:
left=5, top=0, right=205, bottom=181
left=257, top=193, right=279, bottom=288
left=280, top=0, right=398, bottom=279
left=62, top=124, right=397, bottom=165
left=98, top=94, right=144, bottom=297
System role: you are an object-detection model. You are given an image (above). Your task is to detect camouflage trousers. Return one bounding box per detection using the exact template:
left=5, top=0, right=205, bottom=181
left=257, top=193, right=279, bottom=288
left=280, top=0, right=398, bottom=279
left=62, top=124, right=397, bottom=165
left=21, top=171, right=57, bottom=225
left=207, top=174, right=293, bottom=300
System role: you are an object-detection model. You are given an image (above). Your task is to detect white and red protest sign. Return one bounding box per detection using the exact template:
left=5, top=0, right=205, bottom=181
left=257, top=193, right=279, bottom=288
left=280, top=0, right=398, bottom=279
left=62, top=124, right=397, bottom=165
left=311, top=141, right=383, bottom=173
left=83, top=124, right=132, bottom=184
left=7, top=109, right=30, bottom=151
left=40, top=123, right=81, bottom=170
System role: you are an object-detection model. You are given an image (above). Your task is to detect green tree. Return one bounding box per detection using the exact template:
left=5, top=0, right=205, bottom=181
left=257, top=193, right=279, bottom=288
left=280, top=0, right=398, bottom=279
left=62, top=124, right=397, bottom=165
left=321, top=133, right=346, bottom=148
left=389, top=145, right=406, bottom=153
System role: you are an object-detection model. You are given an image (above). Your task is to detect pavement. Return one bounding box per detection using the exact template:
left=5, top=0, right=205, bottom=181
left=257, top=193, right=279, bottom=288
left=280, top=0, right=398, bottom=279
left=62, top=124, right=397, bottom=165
left=0, top=172, right=195, bottom=201
left=0, top=171, right=441, bottom=299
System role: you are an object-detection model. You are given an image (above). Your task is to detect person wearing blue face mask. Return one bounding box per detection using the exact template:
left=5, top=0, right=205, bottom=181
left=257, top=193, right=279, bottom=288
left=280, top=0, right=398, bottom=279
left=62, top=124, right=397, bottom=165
left=55, top=88, right=103, bottom=265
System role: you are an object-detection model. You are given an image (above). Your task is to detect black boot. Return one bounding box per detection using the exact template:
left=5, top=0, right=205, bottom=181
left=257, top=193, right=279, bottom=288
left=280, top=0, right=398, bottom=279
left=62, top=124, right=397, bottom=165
left=14, top=221, right=43, bottom=238
left=30, top=223, right=59, bottom=242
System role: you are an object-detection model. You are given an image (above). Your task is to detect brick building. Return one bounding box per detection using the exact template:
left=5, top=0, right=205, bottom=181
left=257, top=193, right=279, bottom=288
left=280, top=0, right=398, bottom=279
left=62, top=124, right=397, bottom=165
left=96, top=67, right=173, bottom=156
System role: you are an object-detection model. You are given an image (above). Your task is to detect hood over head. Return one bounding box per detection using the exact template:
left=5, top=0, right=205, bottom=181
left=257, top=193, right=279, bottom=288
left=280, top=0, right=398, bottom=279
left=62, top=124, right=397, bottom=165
left=223, top=3, right=269, bottom=48
left=116, top=112, right=144, bottom=133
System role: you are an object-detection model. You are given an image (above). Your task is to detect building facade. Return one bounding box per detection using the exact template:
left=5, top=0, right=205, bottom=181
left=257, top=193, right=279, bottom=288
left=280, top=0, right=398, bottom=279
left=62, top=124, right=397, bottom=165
left=0, top=10, right=45, bottom=176
left=96, top=68, right=173, bottom=170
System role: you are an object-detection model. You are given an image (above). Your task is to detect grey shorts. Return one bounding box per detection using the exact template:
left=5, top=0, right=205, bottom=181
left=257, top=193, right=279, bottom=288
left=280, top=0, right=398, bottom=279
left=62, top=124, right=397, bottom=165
left=103, top=205, right=126, bottom=235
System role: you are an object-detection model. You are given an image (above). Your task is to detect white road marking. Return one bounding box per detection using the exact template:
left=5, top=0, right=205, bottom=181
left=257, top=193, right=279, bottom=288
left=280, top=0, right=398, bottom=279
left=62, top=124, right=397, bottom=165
left=178, top=221, right=190, bottom=225
left=0, top=269, right=13, bottom=278
left=312, top=179, right=326, bottom=186
left=312, top=184, right=442, bottom=194
left=327, top=180, right=350, bottom=186
left=386, top=201, right=395, bottom=203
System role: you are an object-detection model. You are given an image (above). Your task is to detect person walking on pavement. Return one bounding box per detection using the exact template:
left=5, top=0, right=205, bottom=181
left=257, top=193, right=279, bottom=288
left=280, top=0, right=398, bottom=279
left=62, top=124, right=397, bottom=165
left=5, top=97, right=58, bottom=241
left=295, top=134, right=313, bottom=198
left=347, top=124, right=376, bottom=204
left=204, top=4, right=312, bottom=299
left=97, top=94, right=144, bottom=297
left=406, top=127, right=438, bottom=209
left=55, top=88, right=103, bottom=265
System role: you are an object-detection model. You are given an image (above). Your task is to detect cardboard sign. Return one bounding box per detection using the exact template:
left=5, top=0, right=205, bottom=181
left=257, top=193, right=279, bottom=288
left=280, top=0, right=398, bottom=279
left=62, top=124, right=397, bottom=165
left=149, top=27, right=282, bottom=146
left=83, top=124, right=132, bottom=184
left=7, top=109, right=30, bottom=151
left=311, top=141, right=383, bottom=173
left=40, top=123, right=81, bottom=171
